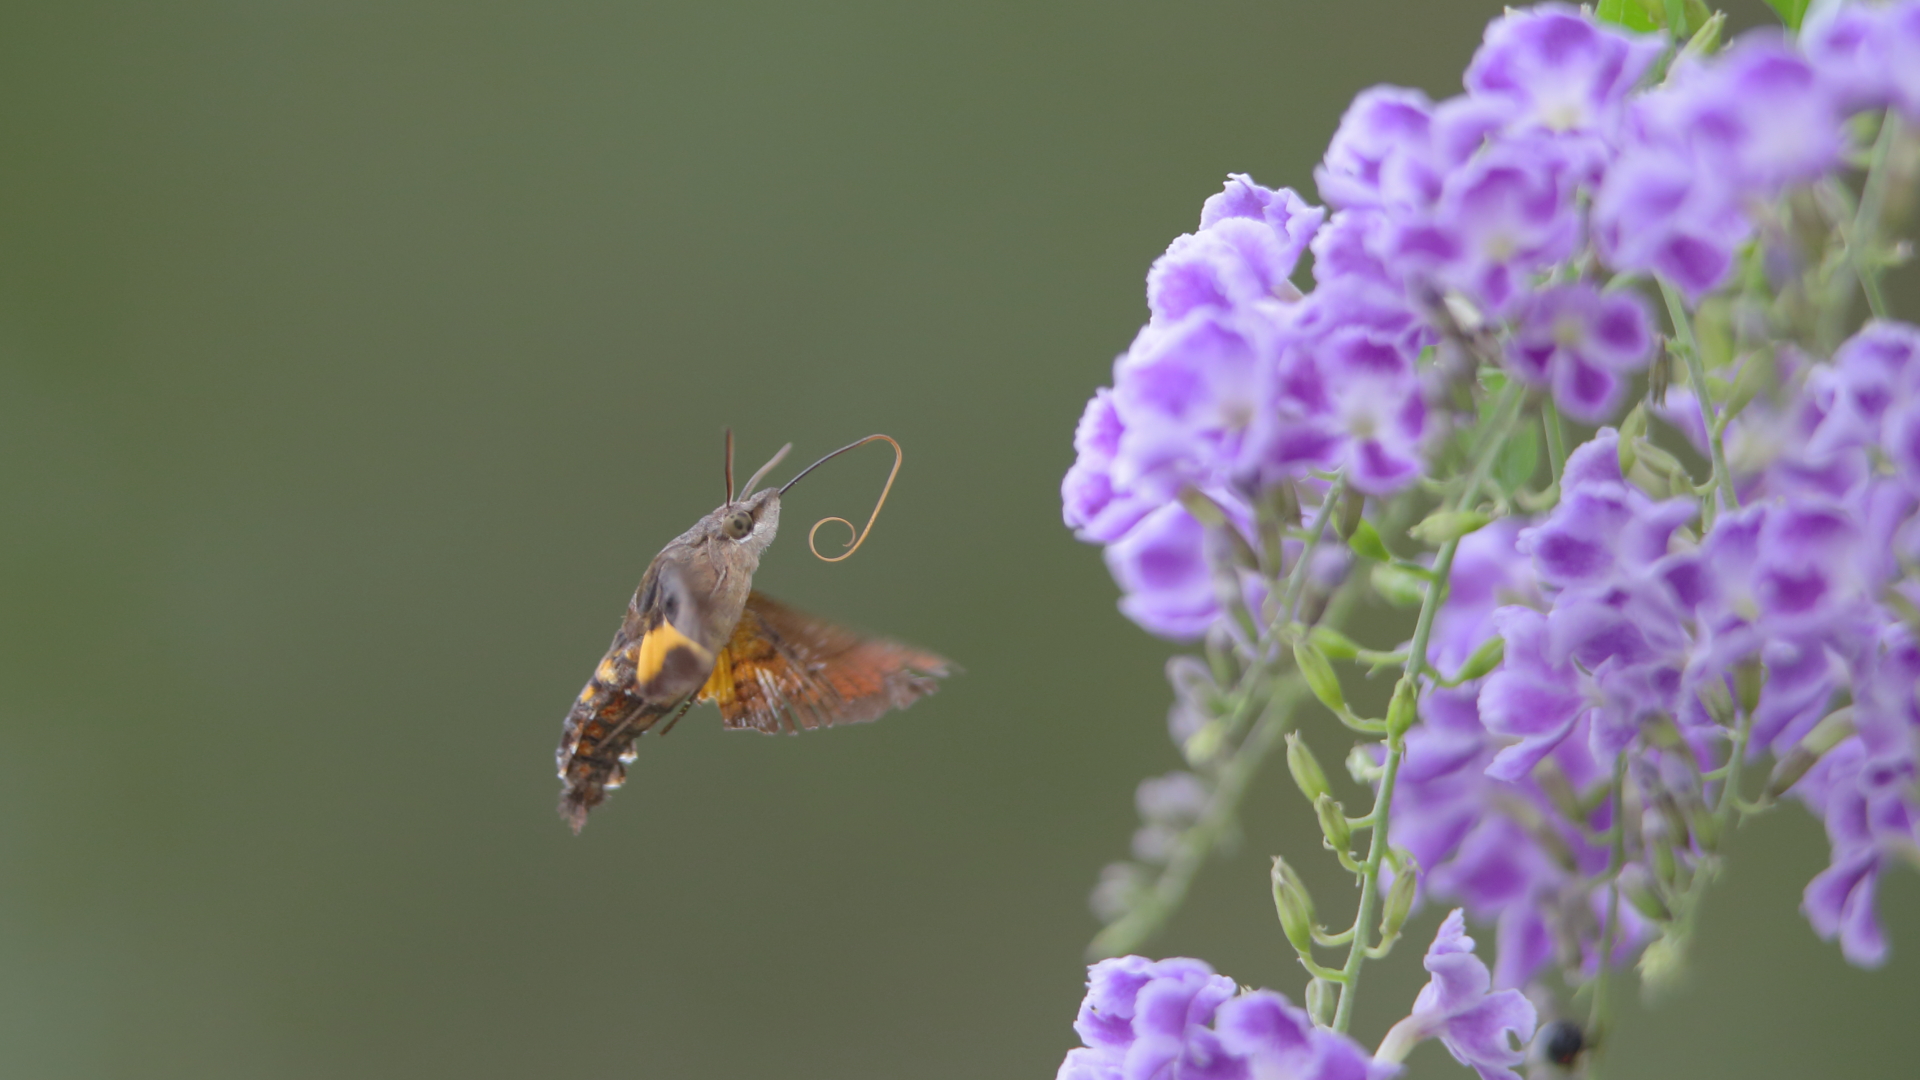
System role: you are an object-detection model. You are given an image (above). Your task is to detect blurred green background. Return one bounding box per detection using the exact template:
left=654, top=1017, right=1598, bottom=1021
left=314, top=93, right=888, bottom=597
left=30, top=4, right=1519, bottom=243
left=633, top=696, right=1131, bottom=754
left=1, top=1, right=1915, bottom=1077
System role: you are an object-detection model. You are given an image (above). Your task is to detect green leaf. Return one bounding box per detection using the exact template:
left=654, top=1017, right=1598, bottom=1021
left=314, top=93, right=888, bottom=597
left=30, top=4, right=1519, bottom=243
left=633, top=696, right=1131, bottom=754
left=1762, top=0, right=1809, bottom=33
left=1347, top=518, right=1391, bottom=562
left=1409, top=509, right=1493, bottom=546
left=1597, top=0, right=1661, bottom=32
left=1494, top=424, right=1540, bottom=495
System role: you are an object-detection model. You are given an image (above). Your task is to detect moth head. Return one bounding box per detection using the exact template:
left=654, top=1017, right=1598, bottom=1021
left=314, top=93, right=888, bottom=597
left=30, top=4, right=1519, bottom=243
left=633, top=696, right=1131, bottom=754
left=715, top=429, right=900, bottom=565
left=709, top=432, right=790, bottom=556
left=711, top=487, right=782, bottom=553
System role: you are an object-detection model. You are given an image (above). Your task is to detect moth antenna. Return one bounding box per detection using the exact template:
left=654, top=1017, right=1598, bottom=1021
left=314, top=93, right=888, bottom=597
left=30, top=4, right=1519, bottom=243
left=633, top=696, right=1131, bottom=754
left=724, top=428, right=736, bottom=504
left=778, top=434, right=902, bottom=563
left=738, top=442, right=794, bottom=500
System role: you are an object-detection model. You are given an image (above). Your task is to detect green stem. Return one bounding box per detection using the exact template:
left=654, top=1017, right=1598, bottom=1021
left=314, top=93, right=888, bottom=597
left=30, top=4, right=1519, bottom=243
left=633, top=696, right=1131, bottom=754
left=1328, top=386, right=1526, bottom=1032
left=1851, top=112, right=1900, bottom=320
left=1714, top=706, right=1753, bottom=824
left=1660, top=279, right=1738, bottom=521
left=1587, top=755, right=1630, bottom=1065
left=1275, top=475, right=1347, bottom=632
left=1331, top=538, right=1462, bottom=1032
left=1542, top=398, right=1568, bottom=483
left=1089, top=678, right=1309, bottom=959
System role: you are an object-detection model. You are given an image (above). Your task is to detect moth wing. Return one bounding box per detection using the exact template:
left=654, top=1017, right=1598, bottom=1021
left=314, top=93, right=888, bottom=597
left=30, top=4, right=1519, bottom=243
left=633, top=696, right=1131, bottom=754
left=697, top=591, right=950, bottom=734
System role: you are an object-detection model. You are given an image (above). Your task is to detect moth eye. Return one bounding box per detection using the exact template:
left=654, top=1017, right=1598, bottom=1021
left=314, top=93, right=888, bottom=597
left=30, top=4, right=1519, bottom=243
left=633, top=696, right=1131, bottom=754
left=723, top=510, right=754, bottom=540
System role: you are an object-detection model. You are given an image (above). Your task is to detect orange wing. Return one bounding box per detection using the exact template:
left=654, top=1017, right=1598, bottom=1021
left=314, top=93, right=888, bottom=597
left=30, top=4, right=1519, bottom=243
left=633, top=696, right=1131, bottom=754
left=697, top=592, right=951, bottom=734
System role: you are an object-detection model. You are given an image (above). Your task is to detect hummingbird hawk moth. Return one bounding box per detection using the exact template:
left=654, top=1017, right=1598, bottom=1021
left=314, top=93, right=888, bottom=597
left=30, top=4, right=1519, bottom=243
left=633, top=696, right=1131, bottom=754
left=555, top=433, right=951, bottom=832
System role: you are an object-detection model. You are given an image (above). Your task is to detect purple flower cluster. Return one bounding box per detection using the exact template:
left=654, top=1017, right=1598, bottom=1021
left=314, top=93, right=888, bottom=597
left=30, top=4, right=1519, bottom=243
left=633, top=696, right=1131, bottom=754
left=1060, top=915, right=1534, bottom=1080
left=1066, top=5, right=1693, bottom=636
left=1378, top=911, right=1537, bottom=1080
left=1387, top=516, right=1651, bottom=988
left=1315, top=5, right=1661, bottom=420
left=1713, top=319, right=1920, bottom=965
left=1063, top=170, right=1432, bottom=637
left=1058, top=955, right=1387, bottom=1080
left=1398, top=321, right=1920, bottom=977
left=1063, top=2, right=1920, bottom=1064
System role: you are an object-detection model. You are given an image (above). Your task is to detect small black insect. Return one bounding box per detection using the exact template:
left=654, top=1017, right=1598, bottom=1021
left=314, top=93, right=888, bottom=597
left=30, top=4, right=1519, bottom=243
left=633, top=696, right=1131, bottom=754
left=1536, top=1019, right=1586, bottom=1068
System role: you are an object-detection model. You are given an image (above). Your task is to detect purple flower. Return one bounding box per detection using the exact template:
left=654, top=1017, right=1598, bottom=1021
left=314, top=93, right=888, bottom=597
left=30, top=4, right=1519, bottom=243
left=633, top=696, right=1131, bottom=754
left=1475, top=431, right=1699, bottom=773
left=1463, top=5, right=1662, bottom=138
left=1246, top=284, right=1432, bottom=496
left=1515, top=430, right=1696, bottom=590
left=1065, top=390, right=1156, bottom=543
left=1504, top=283, right=1654, bottom=422
left=1377, top=911, right=1537, bottom=1080
left=1430, top=518, right=1541, bottom=672
left=1592, top=139, right=1750, bottom=300
left=1103, top=502, right=1231, bottom=640
left=1804, top=0, right=1920, bottom=122
left=1147, top=177, right=1325, bottom=323
left=1059, top=958, right=1394, bottom=1080
left=1648, top=35, right=1847, bottom=193
left=1310, top=209, right=1397, bottom=289
left=1391, top=141, right=1580, bottom=313
left=1108, top=310, right=1278, bottom=501
left=1316, top=87, right=1443, bottom=212
left=1656, top=498, right=1871, bottom=742
left=1215, top=992, right=1397, bottom=1080
left=1063, top=956, right=1239, bottom=1080
left=1806, top=320, right=1920, bottom=461
left=1796, top=737, right=1920, bottom=967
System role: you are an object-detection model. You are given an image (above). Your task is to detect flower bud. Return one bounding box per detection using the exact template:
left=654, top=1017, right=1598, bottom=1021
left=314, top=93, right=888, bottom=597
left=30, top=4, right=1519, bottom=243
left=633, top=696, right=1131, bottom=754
left=1698, top=679, right=1736, bottom=726
left=1309, top=625, right=1361, bottom=661
left=1270, top=857, right=1316, bottom=956
left=1409, top=508, right=1492, bottom=546
left=1379, top=855, right=1419, bottom=942
left=1286, top=732, right=1332, bottom=806
left=1768, top=707, right=1855, bottom=797
left=1292, top=639, right=1347, bottom=716
left=1181, top=719, right=1226, bottom=767
left=1346, top=743, right=1383, bottom=784
left=1315, top=793, right=1352, bottom=854
left=1370, top=563, right=1427, bottom=607
left=1336, top=487, right=1366, bottom=540
left=1680, top=9, right=1726, bottom=60
left=1735, top=658, right=1766, bottom=718
left=1090, top=861, right=1145, bottom=923
left=1385, top=681, right=1418, bottom=739
left=1305, top=977, right=1338, bottom=1027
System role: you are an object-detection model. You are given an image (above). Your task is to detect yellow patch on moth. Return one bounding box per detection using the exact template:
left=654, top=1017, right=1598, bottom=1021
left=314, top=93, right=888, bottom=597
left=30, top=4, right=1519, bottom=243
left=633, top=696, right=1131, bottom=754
left=698, top=647, right=734, bottom=702
left=577, top=684, right=596, bottom=703
left=595, top=656, right=622, bottom=684
left=635, top=620, right=712, bottom=685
